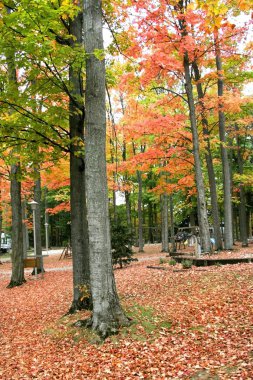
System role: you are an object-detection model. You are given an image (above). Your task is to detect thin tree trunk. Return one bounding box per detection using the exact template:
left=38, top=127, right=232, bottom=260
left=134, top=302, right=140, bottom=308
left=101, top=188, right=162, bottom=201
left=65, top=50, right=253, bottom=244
left=107, top=88, right=118, bottom=224
left=183, top=54, right=211, bottom=252
left=236, top=126, right=248, bottom=246
left=161, top=194, right=169, bottom=252
left=169, top=195, right=176, bottom=253
left=33, top=173, right=44, bottom=273
left=233, top=206, right=239, bottom=241
left=148, top=201, right=153, bottom=243
left=137, top=170, right=144, bottom=252
left=121, top=102, right=132, bottom=230
left=189, top=210, right=196, bottom=227
left=249, top=210, right=252, bottom=239
left=44, top=189, right=50, bottom=250
left=84, top=0, right=129, bottom=337
left=112, top=176, right=117, bottom=223
left=192, top=62, right=222, bottom=250
left=214, top=32, right=233, bottom=249
left=69, top=6, right=90, bottom=312
left=7, top=164, right=25, bottom=288
left=22, top=200, right=29, bottom=256
left=125, top=190, right=131, bottom=229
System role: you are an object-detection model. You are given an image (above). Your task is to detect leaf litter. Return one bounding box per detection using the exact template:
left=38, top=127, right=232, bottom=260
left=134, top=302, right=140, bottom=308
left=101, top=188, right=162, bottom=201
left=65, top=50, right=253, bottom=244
left=0, top=244, right=253, bottom=379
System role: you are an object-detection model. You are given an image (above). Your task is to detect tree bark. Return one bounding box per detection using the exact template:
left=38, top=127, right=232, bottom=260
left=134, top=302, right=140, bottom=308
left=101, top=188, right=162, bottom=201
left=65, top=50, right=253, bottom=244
left=22, top=200, right=29, bottom=256
left=176, top=3, right=211, bottom=253
left=31, top=173, right=44, bottom=274
left=69, top=6, right=91, bottom=312
left=148, top=201, right=154, bottom=243
left=183, top=53, right=211, bottom=252
left=0, top=186, right=2, bottom=253
left=169, top=195, right=176, bottom=253
left=7, top=164, right=25, bottom=288
left=137, top=170, right=144, bottom=252
left=161, top=193, right=169, bottom=252
left=125, top=190, right=132, bottom=229
left=214, top=32, right=233, bottom=249
left=83, top=0, right=129, bottom=337
left=6, top=5, right=25, bottom=287
left=192, top=62, right=222, bottom=250
left=236, top=125, right=248, bottom=247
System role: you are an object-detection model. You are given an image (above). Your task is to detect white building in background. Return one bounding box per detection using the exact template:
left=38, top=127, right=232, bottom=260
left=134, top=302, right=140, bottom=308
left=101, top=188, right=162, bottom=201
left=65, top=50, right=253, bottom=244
left=1, top=232, right=11, bottom=252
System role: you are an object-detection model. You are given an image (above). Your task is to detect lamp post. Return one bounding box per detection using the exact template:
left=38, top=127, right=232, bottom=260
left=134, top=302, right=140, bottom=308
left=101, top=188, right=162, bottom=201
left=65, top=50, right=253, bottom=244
left=28, top=200, right=38, bottom=276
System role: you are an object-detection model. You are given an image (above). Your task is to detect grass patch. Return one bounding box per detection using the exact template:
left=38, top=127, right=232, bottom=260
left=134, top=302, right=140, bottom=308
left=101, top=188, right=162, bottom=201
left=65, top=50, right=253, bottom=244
left=115, top=304, right=173, bottom=342
left=43, top=312, right=102, bottom=344
left=43, top=305, right=173, bottom=345
left=189, top=325, right=205, bottom=332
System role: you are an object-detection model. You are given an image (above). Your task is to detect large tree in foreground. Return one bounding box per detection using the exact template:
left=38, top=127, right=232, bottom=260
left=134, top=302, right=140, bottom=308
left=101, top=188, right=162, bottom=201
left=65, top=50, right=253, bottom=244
left=69, top=2, right=90, bottom=313
left=83, top=0, right=129, bottom=337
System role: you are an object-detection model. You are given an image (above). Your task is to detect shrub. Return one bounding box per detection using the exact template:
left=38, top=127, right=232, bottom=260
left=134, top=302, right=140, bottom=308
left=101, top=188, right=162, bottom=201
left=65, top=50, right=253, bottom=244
left=181, top=259, right=193, bottom=269
left=169, top=259, right=177, bottom=266
left=111, top=223, right=137, bottom=268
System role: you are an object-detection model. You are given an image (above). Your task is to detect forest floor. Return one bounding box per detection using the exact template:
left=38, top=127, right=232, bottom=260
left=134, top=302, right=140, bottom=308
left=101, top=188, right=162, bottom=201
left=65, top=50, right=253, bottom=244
left=0, top=242, right=253, bottom=379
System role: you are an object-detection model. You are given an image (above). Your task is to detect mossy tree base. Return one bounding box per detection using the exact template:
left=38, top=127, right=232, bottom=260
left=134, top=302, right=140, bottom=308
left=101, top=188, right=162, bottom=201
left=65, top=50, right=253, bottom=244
left=74, top=314, right=131, bottom=340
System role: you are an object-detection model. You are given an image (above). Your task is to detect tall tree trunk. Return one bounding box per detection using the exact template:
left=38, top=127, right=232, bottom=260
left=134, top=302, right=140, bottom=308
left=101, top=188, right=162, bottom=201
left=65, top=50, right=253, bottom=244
left=236, top=126, right=248, bottom=247
left=7, top=164, right=25, bottom=288
left=22, top=200, right=29, bottom=256
left=169, top=195, right=176, bottom=253
left=69, top=6, right=90, bottom=312
left=121, top=104, right=132, bottom=231
left=83, top=0, right=129, bottom=337
left=183, top=54, right=211, bottom=252
left=161, top=193, right=169, bottom=252
left=125, top=190, right=131, bottom=229
left=6, top=5, right=24, bottom=287
left=148, top=201, right=153, bottom=243
left=214, top=32, right=233, bottom=249
left=44, top=189, right=50, bottom=251
left=249, top=210, right=252, bottom=239
left=137, top=170, right=144, bottom=252
left=0, top=186, right=2, bottom=253
left=32, top=173, right=44, bottom=273
left=192, top=62, right=222, bottom=250
left=112, top=174, right=117, bottom=223
left=107, top=89, right=118, bottom=224
left=233, top=206, right=239, bottom=242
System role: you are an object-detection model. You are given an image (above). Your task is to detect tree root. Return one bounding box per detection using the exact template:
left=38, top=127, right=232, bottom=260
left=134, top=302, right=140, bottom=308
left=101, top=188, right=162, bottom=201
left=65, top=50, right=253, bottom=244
left=6, top=279, right=26, bottom=288
left=73, top=314, right=132, bottom=340
left=31, top=268, right=45, bottom=276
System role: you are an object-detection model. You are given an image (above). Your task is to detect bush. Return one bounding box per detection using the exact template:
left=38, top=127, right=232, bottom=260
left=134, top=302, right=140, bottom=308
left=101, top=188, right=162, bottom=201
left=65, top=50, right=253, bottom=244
left=169, top=259, right=177, bottom=266
left=111, top=223, right=137, bottom=268
left=181, top=259, right=193, bottom=269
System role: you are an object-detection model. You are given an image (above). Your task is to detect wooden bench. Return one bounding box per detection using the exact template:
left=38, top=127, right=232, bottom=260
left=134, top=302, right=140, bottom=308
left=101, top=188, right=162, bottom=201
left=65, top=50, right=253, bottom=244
left=23, top=256, right=46, bottom=278
left=23, top=257, right=39, bottom=268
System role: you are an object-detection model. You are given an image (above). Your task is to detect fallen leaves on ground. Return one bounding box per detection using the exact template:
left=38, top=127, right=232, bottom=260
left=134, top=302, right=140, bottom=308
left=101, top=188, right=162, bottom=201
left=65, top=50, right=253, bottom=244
left=0, top=244, right=253, bottom=379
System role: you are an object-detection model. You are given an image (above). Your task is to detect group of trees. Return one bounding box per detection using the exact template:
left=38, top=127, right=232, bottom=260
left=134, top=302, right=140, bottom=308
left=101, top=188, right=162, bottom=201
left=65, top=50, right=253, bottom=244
left=0, top=0, right=252, bottom=336
left=0, top=0, right=129, bottom=338
left=104, top=0, right=252, bottom=252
